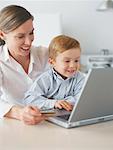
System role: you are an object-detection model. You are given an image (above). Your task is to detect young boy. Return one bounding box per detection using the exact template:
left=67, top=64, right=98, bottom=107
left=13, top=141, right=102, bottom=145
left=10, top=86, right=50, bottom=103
left=23, top=35, right=86, bottom=111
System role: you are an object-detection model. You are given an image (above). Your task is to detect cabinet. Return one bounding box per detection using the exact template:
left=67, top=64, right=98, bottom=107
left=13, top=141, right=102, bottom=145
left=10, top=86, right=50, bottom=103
left=81, top=54, right=113, bottom=73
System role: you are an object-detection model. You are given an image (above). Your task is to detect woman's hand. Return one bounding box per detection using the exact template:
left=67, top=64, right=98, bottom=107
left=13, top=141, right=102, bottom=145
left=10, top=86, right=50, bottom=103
left=20, top=105, right=46, bottom=125
left=5, top=105, right=46, bottom=125
left=55, top=100, right=73, bottom=111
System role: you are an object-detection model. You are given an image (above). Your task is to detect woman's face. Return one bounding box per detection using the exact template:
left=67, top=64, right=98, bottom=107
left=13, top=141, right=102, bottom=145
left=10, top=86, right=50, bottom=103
left=2, top=19, right=34, bottom=57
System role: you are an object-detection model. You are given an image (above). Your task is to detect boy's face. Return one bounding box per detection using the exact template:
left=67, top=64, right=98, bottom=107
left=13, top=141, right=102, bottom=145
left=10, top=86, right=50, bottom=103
left=50, top=48, right=81, bottom=78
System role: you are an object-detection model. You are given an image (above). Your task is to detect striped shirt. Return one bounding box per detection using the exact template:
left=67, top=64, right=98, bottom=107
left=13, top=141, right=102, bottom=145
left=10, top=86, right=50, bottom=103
left=24, top=68, right=86, bottom=110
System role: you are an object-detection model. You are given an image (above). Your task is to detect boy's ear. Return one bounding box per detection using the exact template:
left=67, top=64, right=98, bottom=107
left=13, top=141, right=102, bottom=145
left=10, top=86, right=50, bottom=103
left=48, top=58, right=55, bottom=65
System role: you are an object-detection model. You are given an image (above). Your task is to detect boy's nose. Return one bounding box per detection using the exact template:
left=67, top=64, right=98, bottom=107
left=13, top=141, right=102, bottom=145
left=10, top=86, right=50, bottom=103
left=69, top=62, right=76, bottom=68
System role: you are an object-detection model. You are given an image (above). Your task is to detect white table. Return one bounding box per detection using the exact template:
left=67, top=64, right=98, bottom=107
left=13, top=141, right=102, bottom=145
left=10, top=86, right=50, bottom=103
left=0, top=118, right=113, bottom=150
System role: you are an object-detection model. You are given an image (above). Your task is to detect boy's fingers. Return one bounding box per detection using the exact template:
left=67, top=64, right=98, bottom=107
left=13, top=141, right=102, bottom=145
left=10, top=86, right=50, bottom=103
left=60, top=101, right=72, bottom=111
left=57, top=103, right=63, bottom=109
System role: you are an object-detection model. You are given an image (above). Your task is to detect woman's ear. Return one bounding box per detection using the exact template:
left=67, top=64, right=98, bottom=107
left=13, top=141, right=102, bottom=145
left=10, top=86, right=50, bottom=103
left=0, top=30, right=5, bottom=40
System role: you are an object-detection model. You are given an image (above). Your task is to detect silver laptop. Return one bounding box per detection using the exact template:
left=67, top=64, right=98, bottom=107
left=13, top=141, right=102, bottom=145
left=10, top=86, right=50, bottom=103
left=47, top=68, right=113, bottom=128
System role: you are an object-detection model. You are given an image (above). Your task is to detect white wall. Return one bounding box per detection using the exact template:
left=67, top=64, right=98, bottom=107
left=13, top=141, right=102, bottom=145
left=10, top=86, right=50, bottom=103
left=0, top=0, right=113, bottom=54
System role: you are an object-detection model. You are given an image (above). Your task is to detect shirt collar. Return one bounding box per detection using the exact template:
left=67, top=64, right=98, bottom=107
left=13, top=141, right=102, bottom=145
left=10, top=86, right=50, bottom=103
left=2, top=44, right=10, bottom=62
left=52, top=67, right=77, bottom=81
left=30, top=50, right=35, bottom=65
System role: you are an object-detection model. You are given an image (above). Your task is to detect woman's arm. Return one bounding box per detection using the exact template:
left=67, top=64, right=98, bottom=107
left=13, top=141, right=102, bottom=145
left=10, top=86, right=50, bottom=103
left=0, top=67, right=45, bottom=125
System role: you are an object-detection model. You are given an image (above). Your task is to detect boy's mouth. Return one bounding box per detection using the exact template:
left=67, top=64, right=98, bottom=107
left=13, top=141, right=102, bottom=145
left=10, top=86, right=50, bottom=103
left=67, top=70, right=76, bottom=74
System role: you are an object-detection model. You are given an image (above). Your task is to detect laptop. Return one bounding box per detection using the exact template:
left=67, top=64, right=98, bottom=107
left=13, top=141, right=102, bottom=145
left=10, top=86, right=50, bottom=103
left=47, top=68, right=113, bottom=128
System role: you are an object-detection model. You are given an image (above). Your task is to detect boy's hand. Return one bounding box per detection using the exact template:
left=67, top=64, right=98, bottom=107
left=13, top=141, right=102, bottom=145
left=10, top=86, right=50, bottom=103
left=55, top=100, right=73, bottom=111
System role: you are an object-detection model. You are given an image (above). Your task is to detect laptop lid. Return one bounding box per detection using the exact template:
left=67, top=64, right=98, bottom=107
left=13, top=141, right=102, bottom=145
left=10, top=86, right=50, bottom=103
left=69, top=68, right=113, bottom=123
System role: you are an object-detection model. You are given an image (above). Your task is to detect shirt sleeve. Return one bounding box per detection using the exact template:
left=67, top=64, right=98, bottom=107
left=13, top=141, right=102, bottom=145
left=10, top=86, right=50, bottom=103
left=23, top=74, right=57, bottom=110
left=0, top=67, right=14, bottom=118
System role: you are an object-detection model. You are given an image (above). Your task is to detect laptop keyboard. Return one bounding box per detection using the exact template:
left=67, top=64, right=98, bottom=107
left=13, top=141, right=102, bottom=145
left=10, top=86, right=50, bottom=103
left=57, top=114, right=70, bottom=120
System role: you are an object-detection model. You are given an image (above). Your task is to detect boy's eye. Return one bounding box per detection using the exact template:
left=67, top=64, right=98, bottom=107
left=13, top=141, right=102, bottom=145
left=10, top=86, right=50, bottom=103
left=75, top=60, right=79, bottom=63
left=65, top=60, right=70, bottom=63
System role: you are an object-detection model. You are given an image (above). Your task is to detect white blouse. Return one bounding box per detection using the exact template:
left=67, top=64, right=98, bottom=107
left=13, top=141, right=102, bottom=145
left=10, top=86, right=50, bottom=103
left=0, top=44, right=48, bottom=118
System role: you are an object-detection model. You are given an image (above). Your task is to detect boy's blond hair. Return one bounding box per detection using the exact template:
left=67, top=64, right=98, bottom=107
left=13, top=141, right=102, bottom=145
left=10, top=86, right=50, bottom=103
left=48, top=35, right=81, bottom=60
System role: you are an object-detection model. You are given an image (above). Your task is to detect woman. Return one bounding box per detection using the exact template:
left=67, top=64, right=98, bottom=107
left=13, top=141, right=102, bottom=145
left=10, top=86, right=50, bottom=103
left=0, top=5, right=48, bottom=125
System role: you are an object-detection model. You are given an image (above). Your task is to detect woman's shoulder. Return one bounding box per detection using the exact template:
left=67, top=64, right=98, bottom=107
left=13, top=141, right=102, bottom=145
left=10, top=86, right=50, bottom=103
left=31, top=45, right=48, bottom=57
left=31, top=46, right=48, bottom=67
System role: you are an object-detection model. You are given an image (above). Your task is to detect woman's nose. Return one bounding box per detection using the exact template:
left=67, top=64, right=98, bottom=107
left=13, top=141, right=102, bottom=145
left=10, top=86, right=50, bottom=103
left=24, top=37, right=32, bottom=45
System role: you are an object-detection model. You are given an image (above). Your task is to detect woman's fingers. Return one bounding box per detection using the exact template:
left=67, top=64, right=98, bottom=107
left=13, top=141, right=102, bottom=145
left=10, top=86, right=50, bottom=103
left=21, top=106, right=46, bottom=125
left=26, top=105, right=42, bottom=116
left=23, top=115, right=45, bottom=125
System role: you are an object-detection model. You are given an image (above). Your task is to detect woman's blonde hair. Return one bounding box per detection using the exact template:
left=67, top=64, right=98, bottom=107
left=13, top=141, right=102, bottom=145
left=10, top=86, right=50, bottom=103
left=0, top=5, right=33, bottom=45
left=49, top=35, right=81, bottom=60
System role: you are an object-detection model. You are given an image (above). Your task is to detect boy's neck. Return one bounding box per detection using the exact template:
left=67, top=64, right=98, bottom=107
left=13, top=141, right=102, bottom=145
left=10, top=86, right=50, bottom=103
left=53, top=68, right=67, bottom=80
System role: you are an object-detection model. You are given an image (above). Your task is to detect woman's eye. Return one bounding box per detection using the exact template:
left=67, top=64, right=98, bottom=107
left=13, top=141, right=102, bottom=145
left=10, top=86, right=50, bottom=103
left=30, top=31, right=34, bottom=35
left=18, top=36, right=24, bottom=39
left=30, top=32, right=33, bottom=35
left=16, top=35, right=24, bottom=39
